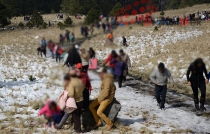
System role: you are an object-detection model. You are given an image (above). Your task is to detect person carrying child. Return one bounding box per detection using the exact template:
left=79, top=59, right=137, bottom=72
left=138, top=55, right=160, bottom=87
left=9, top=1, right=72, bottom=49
left=75, top=63, right=92, bottom=109
left=38, top=101, right=60, bottom=129
left=56, top=74, right=77, bottom=129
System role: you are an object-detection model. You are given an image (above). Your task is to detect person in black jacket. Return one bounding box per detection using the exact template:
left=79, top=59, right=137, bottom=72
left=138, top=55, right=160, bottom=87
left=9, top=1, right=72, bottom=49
left=122, top=36, right=127, bottom=47
left=64, top=46, right=82, bottom=67
left=186, top=58, right=209, bottom=111
left=89, top=47, right=95, bottom=58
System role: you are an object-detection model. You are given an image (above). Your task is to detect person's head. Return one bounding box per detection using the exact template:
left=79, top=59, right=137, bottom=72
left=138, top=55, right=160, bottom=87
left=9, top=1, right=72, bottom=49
left=42, top=37, right=45, bottom=40
left=122, top=36, right=124, bottom=38
left=119, top=49, right=124, bottom=56
left=63, top=73, right=70, bottom=85
left=69, top=70, right=77, bottom=78
left=49, top=101, right=57, bottom=111
left=111, top=50, right=117, bottom=58
left=97, top=67, right=107, bottom=79
left=116, top=56, right=121, bottom=62
left=194, top=58, right=204, bottom=68
left=89, top=47, right=93, bottom=51
left=75, top=63, right=83, bottom=76
left=158, top=62, right=165, bottom=73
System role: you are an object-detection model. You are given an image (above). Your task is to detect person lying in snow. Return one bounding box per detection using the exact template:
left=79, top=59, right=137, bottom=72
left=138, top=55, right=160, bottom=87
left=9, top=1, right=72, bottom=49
left=38, top=101, right=60, bottom=129
left=55, top=73, right=77, bottom=129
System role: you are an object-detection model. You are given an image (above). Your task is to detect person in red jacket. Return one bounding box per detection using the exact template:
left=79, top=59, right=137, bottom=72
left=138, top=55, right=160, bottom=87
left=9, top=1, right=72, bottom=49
left=104, top=50, right=118, bottom=77
left=48, top=40, right=55, bottom=59
left=75, top=63, right=92, bottom=109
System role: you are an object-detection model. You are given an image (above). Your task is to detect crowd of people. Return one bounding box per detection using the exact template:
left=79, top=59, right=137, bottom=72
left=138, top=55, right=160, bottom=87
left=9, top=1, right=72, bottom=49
left=36, top=29, right=209, bottom=133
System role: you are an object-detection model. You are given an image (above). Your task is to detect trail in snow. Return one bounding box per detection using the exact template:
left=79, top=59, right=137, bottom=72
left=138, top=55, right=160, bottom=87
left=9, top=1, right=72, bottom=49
left=89, top=71, right=210, bottom=133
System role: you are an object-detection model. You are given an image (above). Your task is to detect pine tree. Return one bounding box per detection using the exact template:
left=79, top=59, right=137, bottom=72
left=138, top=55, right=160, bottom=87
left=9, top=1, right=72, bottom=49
left=110, top=3, right=123, bottom=16
left=85, top=8, right=99, bottom=24
left=61, top=0, right=70, bottom=14
left=0, top=1, right=11, bottom=27
left=64, top=17, right=73, bottom=26
left=69, top=0, right=82, bottom=15
left=30, top=10, right=44, bottom=28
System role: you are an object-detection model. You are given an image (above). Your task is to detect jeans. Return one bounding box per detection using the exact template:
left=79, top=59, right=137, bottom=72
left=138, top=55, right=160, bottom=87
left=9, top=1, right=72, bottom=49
left=82, top=65, right=89, bottom=73
left=191, top=81, right=206, bottom=99
left=50, top=50, right=54, bottom=59
left=155, top=85, right=167, bottom=108
left=56, top=53, right=61, bottom=62
left=117, top=75, right=123, bottom=88
left=89, top=99, right=113, bottom=126
left=72, top=101, right=83, bottom=133
left=82, top=88, right=89, bottom=109
left=109, top=68, right=116, bottom=80
left=55, top=112, right=71, bottom=129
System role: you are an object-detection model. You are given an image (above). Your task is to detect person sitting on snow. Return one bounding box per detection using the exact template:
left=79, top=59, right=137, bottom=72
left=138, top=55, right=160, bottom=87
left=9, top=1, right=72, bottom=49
left=89, top=67, right=116, bottom=131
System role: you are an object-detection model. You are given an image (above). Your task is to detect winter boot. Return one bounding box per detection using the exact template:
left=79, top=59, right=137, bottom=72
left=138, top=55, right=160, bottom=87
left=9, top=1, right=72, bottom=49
left=200, top=98, right=206, bottom=111
left=194, top=99, right=200, bottom=110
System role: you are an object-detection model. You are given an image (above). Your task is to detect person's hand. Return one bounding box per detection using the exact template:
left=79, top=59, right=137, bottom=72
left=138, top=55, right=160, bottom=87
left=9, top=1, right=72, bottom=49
left=205, top=79, right=209, bottom=84
left=171, top=84, right=174, bottom=88
left=156, top=82, right=159, bottom=85
left=188, top=81, right=191, bottom=86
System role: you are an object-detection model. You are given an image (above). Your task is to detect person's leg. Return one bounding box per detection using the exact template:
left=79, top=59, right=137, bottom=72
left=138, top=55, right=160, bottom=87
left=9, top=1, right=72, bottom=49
left=82, top=88, right=89, bottom=109
left=58, top=54, right=61, bottom=62
left=155, top=85, right=161, bottom=106
left=191, top=83, right=199, bottom=110
left=199, top=81, right=206, bottom=111
left=89, top=99, right=100, bottom=125
left=72, top=101, right=83, bottom=132
left=160, top=86, right=167, bottom=109
left=55, top=112, right=71, bottom=129
left=118, top=75, right=123, bottom=88
left=44, top=48, right=46, bottom=57
left=56, top=53, right=58, bottom=62
left=97, top=100, right=113, bottom=127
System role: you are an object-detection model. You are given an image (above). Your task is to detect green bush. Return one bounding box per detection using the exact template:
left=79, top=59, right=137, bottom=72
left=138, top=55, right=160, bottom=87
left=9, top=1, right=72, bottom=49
left=64, top=17, right=73, bottom=26
left=18, top=22, right=24, bottom=29
left=28, top=75, right=36, bottom=81
left=160, top=11, right=165, bottom=16
left=154, top=26, right=158, bottom=31
left=26, top=21, right=34, bottom=29
left=57, top=22, right=66, bottom=29
left=42, top=22, right=47, bottom=29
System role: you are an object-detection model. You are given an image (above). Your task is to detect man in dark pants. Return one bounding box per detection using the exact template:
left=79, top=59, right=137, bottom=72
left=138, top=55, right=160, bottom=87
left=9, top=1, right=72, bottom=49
left=186, top=58, right=209, bottom=111
left=68, top=70, right=84, bottom=133
left=150, top=63, right=174, bottom=110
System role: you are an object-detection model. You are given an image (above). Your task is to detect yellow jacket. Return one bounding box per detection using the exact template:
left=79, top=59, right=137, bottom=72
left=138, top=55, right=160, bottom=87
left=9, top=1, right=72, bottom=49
left=98, top=74, right=116, bottom=103
left=68, top=78, right=84, bottom=102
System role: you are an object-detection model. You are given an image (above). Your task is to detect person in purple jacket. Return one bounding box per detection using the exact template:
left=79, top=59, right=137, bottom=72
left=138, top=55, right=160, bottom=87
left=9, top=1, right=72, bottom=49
left=111, top=56, right=126, bottom=88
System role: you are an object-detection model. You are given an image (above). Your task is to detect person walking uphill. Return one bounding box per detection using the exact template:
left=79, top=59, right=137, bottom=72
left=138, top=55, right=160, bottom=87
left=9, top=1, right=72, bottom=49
left=150, top=63, right=174, bottom=110
left=119, top=49, right=131, bottom=81
left=104, top=50, right=118, bottom=77
left=68, top=70, right=84, bottom=133
left=89, top=67, right=116, bottom=131
left=186, top=58, right=209, bottom=111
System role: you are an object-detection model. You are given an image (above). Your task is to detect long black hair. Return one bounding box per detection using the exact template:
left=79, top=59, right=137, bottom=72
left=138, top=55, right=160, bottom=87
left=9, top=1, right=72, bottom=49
left=193, top=58, right=205, bottom=71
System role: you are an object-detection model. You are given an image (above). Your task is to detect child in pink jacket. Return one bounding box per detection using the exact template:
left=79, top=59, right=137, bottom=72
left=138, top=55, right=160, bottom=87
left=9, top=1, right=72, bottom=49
left=38, top=101, right=60, bottom=129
